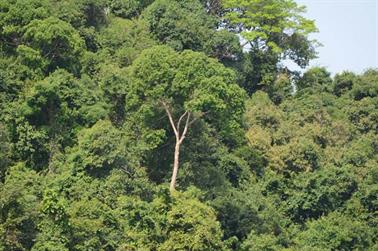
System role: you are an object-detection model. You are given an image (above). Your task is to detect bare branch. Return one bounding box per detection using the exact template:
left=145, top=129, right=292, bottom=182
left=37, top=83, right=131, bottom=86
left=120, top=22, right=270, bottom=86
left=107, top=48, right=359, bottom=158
left=177, top=111, right=188, bottom=133
left=179, top=112, right=191, bottom=144
left=161, top=101, right=179, bottom=138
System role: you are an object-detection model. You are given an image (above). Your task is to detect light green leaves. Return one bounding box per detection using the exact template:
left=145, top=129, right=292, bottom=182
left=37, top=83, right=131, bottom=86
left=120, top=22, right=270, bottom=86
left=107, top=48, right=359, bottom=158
left=127, top=45, right=245, bottom=127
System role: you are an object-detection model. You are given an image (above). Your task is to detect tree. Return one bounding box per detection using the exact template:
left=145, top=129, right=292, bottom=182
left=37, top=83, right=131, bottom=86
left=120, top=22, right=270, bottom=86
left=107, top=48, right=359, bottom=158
left=142, top=0, right=216, bottom=51
left=221, top=0, right=318, bottom=92
left=108, top=0, right=154, bottom=18
left=22, top=17, right=85, bottom=74
left=15, top=70, right=108, bottom=169
left=0, top=163, right=42, bottom=250
left=76, top=119, right=161, bottom=178
left=50, top=0, right=108, bottom=29
left=333, top=71, right=357, bottom=96
left=127, top=45, right=245, bottom=191
left=0, top=0, right=50, bottom=51
left=351, top=68, right=378, bottom=100
left=159, top=188, right=225, bottom=250
left=297, top=212, right=373, bottom=250
left=296, top=67, right=332, bottom=92
left=222, top=0, right=317, bottom=60
left=97, top=17, right=156, bottom=67
left=283, top=166, right=357, bottom=222
left=142, top=0, right=241, bottom=62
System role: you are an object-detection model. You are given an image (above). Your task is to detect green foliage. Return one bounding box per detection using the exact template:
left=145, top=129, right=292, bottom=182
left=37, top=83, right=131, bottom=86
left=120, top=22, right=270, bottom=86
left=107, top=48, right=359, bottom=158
left=10, top=70, right=108, bottom=169
left=284, top=166, right=357, bottom=222
left=12, top=119, right=50, bottom=171
left=241, top=232, right=283, bottom=251
left=333, top=71, right=357, bottom=96
left=51, top=0, right=108, bottom=29
left=142, top=0, right=241, bottom=62
left=33, top=190, right=71, bottom=250
left=108, top=0, right=154, bottom=18
left=159, top=188, right=225, bottom=250
left=213, top=189, right=262, bottom=242
left=347, top=97, right=378, bottom=134
left=0, top=0, right=50, bottom=52
left=97, top=17, right=156, bottom=66
left=0, top=123, right=10, bottom=180
left=67, top=197, right=120, bottom=250
left=203, top=29, right=243, bottom=63
left=143, top=0, right=216, bottom=51
left=221, top=0, right=318, bottom=92
left=0, top=1, right=377, bottom=250
left=222, top=0, right=317, bottom=56
left=269, top=73, right=293, bottom=104
left=76, top=119, right=155, bottom=176
left=0, top=164, right=42, bottom=250
left=297, top=66, right=332, bottom=91
left=268, top=136, right=322, bottom=173
left=78, top=120, right=128, bottom=170
left=297, top=212, right=373, bottom=250
left=127, top=45, right=246, bottom=140
left=351, top=69, right=378, bottom=100
left=22, top=17, right=85, bottom=74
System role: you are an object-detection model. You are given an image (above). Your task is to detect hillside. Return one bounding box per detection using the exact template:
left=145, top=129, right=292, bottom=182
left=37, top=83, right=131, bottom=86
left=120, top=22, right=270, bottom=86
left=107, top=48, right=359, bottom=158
left=0, top=0, right=377, bottom=250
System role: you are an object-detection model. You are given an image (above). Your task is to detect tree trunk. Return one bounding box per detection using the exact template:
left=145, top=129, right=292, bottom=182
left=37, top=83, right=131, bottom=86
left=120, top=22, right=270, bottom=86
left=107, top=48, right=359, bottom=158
left=161, top=101, right=200, bottom=192
left=170, top=141, right=181, bottom=191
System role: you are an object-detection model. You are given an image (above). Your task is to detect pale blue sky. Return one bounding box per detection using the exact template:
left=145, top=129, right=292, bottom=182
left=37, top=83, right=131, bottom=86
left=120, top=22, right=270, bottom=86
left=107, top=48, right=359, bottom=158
left=294, top=0, right=378, bottom=75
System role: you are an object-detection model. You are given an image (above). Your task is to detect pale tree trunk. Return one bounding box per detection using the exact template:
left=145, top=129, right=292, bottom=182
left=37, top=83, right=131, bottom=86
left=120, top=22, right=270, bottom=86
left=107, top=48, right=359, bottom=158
left=170, top=142, right=181, bottom=191
left=161, top=101, right=193, bottom=192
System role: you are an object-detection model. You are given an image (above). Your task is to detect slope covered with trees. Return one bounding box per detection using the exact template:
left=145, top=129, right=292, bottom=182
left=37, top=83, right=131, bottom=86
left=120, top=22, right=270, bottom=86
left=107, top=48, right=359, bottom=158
left=0, top=0, right=377, bottom=250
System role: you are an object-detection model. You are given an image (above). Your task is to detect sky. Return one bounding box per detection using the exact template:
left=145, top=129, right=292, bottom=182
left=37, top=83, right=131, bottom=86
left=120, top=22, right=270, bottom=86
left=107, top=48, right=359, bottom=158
left=292, top=0, right=378, bottom=75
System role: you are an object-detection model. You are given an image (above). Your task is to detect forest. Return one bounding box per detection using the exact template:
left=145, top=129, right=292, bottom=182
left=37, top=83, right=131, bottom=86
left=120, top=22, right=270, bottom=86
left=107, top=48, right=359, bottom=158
left=0, top=0, right=377, bottom=250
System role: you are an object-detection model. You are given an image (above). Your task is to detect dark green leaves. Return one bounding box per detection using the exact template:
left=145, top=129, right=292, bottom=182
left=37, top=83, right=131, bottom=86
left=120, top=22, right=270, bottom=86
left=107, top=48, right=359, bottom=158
left=22, top=17, right=85, bottom=74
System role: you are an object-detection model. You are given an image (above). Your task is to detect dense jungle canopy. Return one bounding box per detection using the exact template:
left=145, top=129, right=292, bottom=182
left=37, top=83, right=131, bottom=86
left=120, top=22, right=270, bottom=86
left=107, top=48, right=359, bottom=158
left=0, top=0, right=377, bottom=250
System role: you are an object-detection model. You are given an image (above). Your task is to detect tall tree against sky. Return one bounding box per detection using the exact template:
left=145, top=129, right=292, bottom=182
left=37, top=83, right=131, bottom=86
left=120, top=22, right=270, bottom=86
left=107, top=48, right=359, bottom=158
left=221, top=0, right=318, bottom=93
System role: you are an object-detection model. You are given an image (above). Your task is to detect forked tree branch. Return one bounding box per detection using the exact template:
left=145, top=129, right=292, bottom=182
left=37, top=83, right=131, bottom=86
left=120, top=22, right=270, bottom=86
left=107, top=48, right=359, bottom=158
left=179, top=112, right=191, bottom=144
left=177, top=111, right=189, bottom=133
left=161, top=101, right=179, bottom=138
left=161, top=101, right=210, bottom=144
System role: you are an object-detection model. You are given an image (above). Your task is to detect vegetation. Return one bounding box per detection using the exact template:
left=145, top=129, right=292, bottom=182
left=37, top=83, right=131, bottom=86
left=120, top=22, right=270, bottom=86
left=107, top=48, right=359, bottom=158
left=0, top=0, right=377, bottom=250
